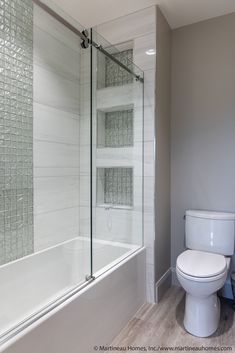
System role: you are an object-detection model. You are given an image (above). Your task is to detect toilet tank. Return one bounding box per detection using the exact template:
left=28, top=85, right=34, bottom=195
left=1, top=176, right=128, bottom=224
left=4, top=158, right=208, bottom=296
left=185, top=210, right=235, bottom=256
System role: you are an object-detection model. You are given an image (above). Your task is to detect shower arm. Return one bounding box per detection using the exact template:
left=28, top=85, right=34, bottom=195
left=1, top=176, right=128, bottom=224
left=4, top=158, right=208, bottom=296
left=33, top=0, right=143, bottom=83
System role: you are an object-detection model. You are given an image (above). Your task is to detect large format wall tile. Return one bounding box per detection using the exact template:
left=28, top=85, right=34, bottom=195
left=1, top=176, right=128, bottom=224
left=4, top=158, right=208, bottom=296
left=34, top=176, right=79, bottom=214
left=33, top=4, right=81, bottom=251
left=34, top=103, right=79, bottom=144
left=34, top=167, right=79, bottom=178
left=96, top=7, right=156, bottom=44
left=34, top=141, right=79, bottom=169
left=34, top=207, right=79, bottom=251
left=94, top=207, right=142, bottom=245
left=34, top=26, right=80, bottom=83
left=34, top=65, right=80, bottom=114
left=33, top=4, right=80, bottom=53
left=134, top=33, right=156, bottom=71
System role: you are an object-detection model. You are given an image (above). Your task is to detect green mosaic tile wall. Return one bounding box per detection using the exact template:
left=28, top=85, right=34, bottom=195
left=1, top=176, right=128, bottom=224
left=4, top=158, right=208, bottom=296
left=0, top=0, right=34, bottom=265
left=104, top=168, right=133, bottom=207
left=105, top=109, right=133, bottom=147
left=105, top=49, right=133, bottom=87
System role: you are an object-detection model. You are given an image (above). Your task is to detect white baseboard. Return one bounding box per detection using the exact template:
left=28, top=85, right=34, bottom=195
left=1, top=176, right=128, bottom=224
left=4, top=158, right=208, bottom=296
left=171, top=266, right=180, bottom=287
left=155, top=267, right=172, bottom=303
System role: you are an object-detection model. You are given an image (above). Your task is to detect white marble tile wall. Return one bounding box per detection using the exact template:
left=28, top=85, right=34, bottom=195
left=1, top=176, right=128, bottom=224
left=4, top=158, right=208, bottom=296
left=97, top=7, right=156, bottom=302
left=33, top=4, right=81, bottom=251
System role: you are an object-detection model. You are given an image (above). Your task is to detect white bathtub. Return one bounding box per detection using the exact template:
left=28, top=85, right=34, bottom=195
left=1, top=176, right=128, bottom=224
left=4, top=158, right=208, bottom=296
left=0, top=238, right=145, bottom=353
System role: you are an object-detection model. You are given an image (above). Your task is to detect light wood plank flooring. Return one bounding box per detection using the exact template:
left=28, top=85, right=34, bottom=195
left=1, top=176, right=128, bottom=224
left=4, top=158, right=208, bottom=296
left=112, top=286, right=235, bottom=350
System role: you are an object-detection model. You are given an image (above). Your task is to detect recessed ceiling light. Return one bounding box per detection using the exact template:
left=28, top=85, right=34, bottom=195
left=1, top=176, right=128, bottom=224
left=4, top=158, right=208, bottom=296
left=145, top=49, right=156, bottom=56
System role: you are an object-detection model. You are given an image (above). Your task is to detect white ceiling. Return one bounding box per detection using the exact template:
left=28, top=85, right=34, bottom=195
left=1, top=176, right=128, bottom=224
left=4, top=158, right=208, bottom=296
left=54, top=0, right=235, bottom=29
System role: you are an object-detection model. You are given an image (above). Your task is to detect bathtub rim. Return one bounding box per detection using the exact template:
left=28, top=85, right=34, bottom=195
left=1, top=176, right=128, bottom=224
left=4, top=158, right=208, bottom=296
left=0, top=244, right=145, bottom=350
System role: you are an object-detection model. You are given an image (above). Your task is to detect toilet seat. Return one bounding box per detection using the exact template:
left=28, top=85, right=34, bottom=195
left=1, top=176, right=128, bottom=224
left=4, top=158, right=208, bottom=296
left=176, top=266, right=227, bottom=282
left=176, top=250, right=227, bottom=281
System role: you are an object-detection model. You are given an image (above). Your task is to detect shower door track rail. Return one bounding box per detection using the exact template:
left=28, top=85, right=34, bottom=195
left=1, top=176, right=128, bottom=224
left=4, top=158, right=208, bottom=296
left=33, top=0, right=143, bottom=83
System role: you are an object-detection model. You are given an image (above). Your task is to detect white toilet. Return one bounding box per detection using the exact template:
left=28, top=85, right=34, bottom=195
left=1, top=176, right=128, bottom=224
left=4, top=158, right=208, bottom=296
left=176, top=209, right=235, bottom=338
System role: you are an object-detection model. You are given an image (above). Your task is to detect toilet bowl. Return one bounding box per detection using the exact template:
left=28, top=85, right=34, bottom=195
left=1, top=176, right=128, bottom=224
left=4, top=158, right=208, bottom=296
left=176, top=249, right=230, bottom=337
left=177, top=209, right=235, bottom=337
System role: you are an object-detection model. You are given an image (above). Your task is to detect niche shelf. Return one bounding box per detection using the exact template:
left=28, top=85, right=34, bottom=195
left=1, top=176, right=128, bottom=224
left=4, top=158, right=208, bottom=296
left=97, top=107, right=134, bottom=148
left=96, top=167, right=133, bottom=208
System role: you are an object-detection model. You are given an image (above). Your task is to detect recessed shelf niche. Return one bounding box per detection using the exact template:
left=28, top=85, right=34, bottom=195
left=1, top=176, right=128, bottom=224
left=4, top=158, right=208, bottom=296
left=105, top=49, right=133, bottom=87
left=96, top=167, right=133, bottom=208
left=97, top=47, right=133, bottom=89
left=97, top=108, right=134, bottom=148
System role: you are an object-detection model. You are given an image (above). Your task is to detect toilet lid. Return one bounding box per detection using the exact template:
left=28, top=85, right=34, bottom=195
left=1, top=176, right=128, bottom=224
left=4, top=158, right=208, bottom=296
left=177, top=250, right=227, bottom=278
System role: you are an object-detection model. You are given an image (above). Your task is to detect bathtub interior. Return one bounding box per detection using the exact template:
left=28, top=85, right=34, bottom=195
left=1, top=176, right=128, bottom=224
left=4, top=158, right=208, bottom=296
left=0, top=237, right=139, bottom=338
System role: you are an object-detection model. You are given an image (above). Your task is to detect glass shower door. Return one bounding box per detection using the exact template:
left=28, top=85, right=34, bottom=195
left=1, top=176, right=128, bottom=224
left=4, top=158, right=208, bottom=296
left=0, top=0, right=93, bottom=342
left=90, top=30, right=144, bottom=276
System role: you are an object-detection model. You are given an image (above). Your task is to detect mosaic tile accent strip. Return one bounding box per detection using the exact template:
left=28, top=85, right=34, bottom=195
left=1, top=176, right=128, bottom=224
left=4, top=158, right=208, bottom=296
left=105, top=110, right=133, bottom=148
left=0, top=0, right=34, bottom=265
left=104, top=168, right=133, bottom=206
left=105, top=49, right=133, bottom=87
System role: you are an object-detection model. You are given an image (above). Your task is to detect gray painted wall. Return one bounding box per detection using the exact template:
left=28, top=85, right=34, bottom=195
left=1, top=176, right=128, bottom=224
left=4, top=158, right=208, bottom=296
left=171, top=12, right=235, bottom=278
left=155, top=7, right=171, bottom=284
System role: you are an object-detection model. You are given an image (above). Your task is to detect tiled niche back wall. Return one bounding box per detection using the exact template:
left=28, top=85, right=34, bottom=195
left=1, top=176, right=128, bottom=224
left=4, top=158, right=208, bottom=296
left=105, top=110, right=133, bottom=147
left=104, top=168, right=133, bottom=206
left=97, top=109, right=133, bottom=148
left=105, top=49, right=133, bottom=87
left=97, top=167, right=133, bottom=207
left=0, top=0, right=34, bottom=265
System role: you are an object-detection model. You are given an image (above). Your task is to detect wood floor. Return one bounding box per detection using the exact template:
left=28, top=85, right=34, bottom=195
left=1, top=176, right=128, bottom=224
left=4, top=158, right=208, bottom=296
left=112, top=286, right=235, bottom=350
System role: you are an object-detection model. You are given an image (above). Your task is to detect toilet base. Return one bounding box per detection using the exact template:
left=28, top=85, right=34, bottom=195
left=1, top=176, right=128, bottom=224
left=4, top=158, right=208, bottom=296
left=184, top=293, right=220, bottom=337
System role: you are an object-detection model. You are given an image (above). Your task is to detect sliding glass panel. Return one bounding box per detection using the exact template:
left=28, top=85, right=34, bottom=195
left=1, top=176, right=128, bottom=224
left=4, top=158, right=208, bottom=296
left=0, top=0, right=91, bottom=341
left=91, top=29, right=144, bottom=276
